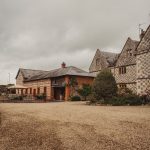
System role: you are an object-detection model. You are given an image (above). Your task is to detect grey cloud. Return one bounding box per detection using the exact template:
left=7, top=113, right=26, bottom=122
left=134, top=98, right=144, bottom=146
left=0, top=0, right=150, bottom=84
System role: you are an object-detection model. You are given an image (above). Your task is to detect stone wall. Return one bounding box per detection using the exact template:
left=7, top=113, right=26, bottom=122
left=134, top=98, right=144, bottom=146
left=136, top=52, right=150, bottom=95
left=114, top=65, right=136, bottom=84
left=16, top=72, right=24, bottom=85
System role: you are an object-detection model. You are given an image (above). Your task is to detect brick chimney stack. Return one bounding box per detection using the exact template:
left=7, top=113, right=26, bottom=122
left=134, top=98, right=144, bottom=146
left=140, top=29, right=145, bottom=40
left=61, top=62, right=66, bottom=68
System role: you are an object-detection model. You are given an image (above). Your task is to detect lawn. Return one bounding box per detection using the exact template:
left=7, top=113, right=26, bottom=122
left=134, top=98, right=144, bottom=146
left=0, top=102, right=150, bottom=150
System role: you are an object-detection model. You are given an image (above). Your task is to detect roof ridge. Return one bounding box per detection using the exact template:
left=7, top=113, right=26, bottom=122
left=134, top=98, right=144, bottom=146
left=20, top=68, right=49, bottom=72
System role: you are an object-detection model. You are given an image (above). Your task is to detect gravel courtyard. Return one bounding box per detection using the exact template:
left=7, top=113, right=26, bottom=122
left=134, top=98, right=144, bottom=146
left=0, top=102, right=150, bottom=150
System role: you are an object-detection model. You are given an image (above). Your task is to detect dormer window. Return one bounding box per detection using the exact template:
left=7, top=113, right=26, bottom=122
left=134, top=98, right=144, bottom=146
left=96, top=58, right=100, bottom=66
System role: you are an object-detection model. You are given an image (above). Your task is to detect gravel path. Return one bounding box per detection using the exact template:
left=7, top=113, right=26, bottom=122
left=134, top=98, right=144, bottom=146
left=0, top=102, right=150, bottom=150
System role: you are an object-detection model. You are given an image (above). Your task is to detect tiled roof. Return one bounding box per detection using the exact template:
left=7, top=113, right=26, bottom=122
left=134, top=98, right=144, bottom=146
left=18, top=66, right=95, bottom=82
left=101, top=51, right=119, bottom=66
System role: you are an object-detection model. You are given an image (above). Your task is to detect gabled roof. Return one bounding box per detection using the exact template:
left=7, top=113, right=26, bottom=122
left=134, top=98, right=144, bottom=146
left=16, top=66, right=95, bottom=82
left=15, top=68, right=49, bottom=79
left=115, top=37, right=139, bottom=67
left=136, top=25, right=150, bottom=55
left=89, top=49, right=118, bottom=72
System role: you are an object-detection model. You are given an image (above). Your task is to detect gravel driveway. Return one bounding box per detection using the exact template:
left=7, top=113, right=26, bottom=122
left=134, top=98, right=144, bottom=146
left=0, top=102, right=150, bottom=150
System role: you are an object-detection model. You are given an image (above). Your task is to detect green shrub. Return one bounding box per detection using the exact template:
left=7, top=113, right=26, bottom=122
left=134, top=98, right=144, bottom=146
left=92, top=69, right=117, bottom=101
left=36, top=94, right=46, bottom=100
left=71, top=95, right=81, bottom=101
left=11, top=95, right=23, bottom=100
left=77, top=84, right=92, bottom=101
left=104, top=94, right=143, bottom=106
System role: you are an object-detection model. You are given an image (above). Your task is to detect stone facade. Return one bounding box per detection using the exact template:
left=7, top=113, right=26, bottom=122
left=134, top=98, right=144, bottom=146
left=136, top=25, right=150, bottom=95
left=89, top=25, right=150, bottom=95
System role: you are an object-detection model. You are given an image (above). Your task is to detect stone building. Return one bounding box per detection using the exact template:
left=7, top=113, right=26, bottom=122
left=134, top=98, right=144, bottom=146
left=89, top=25, right=150, bottom=95
left=16, top=63, right=94, bottom=101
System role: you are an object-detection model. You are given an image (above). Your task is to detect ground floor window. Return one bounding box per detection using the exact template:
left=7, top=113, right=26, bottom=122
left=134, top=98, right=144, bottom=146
left=37, top=87, right=40, bottom=94
left=44, top=87, right=47, bottom=95
left=30, top=88, right=32, bottom=94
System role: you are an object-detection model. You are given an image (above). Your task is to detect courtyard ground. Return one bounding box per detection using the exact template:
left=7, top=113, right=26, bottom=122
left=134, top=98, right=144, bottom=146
left=0, top=102, right=150, bottom=150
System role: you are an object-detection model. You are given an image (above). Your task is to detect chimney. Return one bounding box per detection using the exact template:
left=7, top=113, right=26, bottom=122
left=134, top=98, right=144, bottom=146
left=140, top=29, right=145, bottom=40
left=61, top=62, right=66, bottom=68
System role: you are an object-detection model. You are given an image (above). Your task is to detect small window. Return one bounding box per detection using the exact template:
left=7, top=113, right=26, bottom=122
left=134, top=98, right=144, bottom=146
left=119, top=84, right=127, bottom=88
left=127, top=49, right=132, bottom=56
left=96, top=58, right=100, bottom=66
left=119, top=67, right=126, bottom=74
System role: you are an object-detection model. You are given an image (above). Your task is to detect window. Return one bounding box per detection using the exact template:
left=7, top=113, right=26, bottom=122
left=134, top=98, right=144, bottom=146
left=119, top=67, right=126, bottom=74
left=44, top=87, right=47, bottom=94
left=96, top=58, right=100, bottom=66
left=37, top=87, right=40, bottom=94
left=30, top=88, right=32, bottom=94
left=119, top=84, right=127, bottom=88
left=127, top=49, right=132, bottom=56
left=25, top=89, right=28, bottom=94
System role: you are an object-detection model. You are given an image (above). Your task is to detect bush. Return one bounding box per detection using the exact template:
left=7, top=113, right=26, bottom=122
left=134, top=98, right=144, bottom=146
left=36, top=94, right=46, bottom=100
left=77, top=84, right=92, bottom=101
left=92, top=69, right=117, bottom=101
left=104, top=94, right=143, bottom=106
left=11, top=95, right=23, bottom=100
left=71, top=95, right=81, bottom=101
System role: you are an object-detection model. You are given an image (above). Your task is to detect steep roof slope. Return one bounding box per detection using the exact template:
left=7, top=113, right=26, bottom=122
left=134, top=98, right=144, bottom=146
left=136, top=25, right=150, bottom=55
left=89, top=49, right=118, bottom=72
left=115, top=38, right=139, bottom=67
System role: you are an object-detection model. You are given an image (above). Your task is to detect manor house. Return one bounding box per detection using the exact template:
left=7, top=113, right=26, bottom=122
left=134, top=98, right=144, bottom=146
left=89, top=25, right=150, bottom=95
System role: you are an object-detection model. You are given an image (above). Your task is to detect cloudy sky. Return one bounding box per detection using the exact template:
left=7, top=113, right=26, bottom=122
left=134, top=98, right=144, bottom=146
left=0, top=0, right=150, bottom=84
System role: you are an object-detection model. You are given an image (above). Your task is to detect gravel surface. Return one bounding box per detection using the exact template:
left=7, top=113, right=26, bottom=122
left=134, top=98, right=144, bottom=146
left=0, top=102, right=150, bottom=150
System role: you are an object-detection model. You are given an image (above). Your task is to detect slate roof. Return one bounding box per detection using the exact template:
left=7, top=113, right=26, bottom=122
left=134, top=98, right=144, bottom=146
left=101, top=51, right=119, bottom=66
left=115, top=38, right=139, bottom=67
left=17, top=66, right=95, bottom=82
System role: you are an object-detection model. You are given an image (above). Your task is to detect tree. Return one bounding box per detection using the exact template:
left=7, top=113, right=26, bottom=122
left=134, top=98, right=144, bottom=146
left=78, top=84, right=92, bottom=101
left=92, top=69, right=117, bottom=101
left=68, top=76, right=78, bottom=97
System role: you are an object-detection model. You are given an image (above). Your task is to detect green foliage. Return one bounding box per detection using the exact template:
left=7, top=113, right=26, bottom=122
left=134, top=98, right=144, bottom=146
left=11, top=95, right=23, bottom=100
left=92, top=69, right=117, bottom=101
left=71, top=95, right=81, bottom=101
left=77, top=84, right=92, bottom=101
left=36, top=94, right=46, bottom=100
left=103, top=94, right=143, bottom=106
left=68, top=77, right=78, bottom=97
left=118, top=87, right=132, bottom=96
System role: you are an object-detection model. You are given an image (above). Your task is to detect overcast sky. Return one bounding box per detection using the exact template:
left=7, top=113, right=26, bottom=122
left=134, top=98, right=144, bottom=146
left=0, top=0, right=150, bottom=84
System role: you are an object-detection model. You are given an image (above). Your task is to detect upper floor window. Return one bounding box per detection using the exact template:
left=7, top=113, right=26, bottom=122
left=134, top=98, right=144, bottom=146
left=127, top=49, right=132, bottom=56
left=96, top=58, right=100, bottom=66
left=119, top=66, right=126, bottom=74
